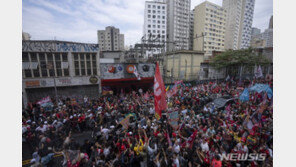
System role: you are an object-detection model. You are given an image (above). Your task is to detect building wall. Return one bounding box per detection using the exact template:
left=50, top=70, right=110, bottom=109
left=167, top=0, right=191, bottom=51
left=262, top=29, right=273, bottom=48
left=251, top=27, right=261, bottom=37
left=193, top=1, right=226, bottom=59
left=97, top=26, right=124, bottom=51
left=223, top=0, right=255, bottom=49
left=251, top=37, right=266, bottom=48
left=165, top=51, right=204, bottom=83
left=22, top=40, right=100, bottom=107
left=100, top=63, right=155, bottom=80
left=189, top=9, right=194, bottom=50
left=143, top=0, right=167, bottom=57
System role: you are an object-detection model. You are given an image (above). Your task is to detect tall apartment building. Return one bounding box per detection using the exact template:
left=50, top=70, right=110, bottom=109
left=223, top=0, right=255, bottom=50
left=251, top=27, right=261, bottom=37
left=143, top=0, right=167, bottom=57
left=269, top=15, right=273, bottom=29
left=97, top=26, right=124, bottom=51
left=189, top=9, right=194, bottom=50
left=262, top=28, right=273, bottom=48
left=193, top=1, right=227, bottom=58
left=167, top=0, right=191, bottom=51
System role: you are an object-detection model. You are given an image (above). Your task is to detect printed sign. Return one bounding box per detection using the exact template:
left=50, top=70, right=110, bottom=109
left=25, top=80, right=40, bottom=87
left=89, top=76, right=98, bottom=84
left=168, top=110, right=179, bottom=129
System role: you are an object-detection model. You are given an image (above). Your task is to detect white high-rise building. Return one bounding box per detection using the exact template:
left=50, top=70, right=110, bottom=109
left=143, top=0, right=167, bottom=57
left=223, top=0, right=255, bottom=49
left=97, top=26, right=125, bottom=51
left=167, top=0, right=191, bottom=51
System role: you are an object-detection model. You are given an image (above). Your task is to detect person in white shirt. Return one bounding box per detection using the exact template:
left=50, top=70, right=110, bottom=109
left=35, top=124, right=48, bottom=133
left=200, top=139, right=209, bottom=152
left=172, top=153, right=180, bottom=167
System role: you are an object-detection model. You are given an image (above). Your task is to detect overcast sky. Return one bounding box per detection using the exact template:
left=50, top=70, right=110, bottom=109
left=22, top=0, right=273, bottom=46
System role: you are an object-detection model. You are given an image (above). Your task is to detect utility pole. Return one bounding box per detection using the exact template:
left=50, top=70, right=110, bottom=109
left=194, top=33, right=205, bottom=52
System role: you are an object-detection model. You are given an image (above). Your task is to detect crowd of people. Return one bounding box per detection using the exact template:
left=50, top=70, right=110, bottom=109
left=22, top=78, right=273, bottom=167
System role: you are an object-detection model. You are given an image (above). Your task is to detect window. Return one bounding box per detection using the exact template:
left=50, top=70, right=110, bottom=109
left=24, top=69, right=32, bottom=78
left=148, top=15, right=151, bottom=18
left=30, top=53, right=37, bottom=62
left=47, top=53, right=55, bottom=76
left=22, top=52, right=29, bottom=62
left=92, top=54, right=97, bottom=75
left=148, top=5, right=151, bottom=8
left=62, top=53, right=67, bottom=61
left=148, top=10, right=151, bottom=13
left=80, top=54, right=85, bottom=75
left=39, top=53, right=47, bottom=77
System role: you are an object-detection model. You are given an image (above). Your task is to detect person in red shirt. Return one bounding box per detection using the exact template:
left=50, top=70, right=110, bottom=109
left=211, top=155, right=222, bottom=167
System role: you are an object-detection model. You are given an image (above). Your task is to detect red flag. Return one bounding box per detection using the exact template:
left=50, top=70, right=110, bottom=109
left=181, top=130, right=198, bottom=149
left=154, top=62, right=167, bottom=120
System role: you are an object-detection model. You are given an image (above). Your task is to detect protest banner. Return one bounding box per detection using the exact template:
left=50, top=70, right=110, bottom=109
left=249, top=84, right=273, bottom=98
left=168, top=110, right=179, bottom=130
left=120, top=114, right=133, bottom=129
left=239, top=88, right=249, bottom=102
left=37, top=96, right=53, bottom=107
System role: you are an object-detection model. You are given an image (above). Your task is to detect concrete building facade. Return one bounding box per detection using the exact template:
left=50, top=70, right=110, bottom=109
left=97, top=26, right=124, bottom=51
left=251, top=27, right=261, bottom=37
left=193, top=1, right=226, bottom=59
left=261, top=29, right=273, bottom=48
left=163, top=50, right=204, bottom=83
left=143, top=0, right=167, bottom=57
left=189, top=9, right=195, bottom=50
left=167, top=0, right=191, bottom=51
left=22, top=32, right=31, bottom=40
left=223, top=0, right=255, bottom=49
left=22, top=40, right=100, bottom=107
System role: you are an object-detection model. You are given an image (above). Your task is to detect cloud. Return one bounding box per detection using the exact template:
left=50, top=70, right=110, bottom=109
left=22, top=0, right=272, bottom=46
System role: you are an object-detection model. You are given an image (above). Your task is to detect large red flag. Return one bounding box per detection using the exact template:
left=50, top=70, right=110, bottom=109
left=154, top=62, right=167, bottom=120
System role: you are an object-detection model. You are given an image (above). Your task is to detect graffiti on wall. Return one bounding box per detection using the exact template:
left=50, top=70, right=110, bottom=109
left=23, top=41, right=56, bottom=52
left=56, top=42, right=99, bottom=52
left=23, top=41, right=99, bottom=52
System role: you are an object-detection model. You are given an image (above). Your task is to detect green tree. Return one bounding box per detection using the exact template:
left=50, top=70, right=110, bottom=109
left=210, top=48, right=270, bottom=78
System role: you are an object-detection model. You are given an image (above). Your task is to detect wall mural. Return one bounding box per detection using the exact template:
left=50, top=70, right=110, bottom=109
left=22, top=41, right=99, bottom=52
left=101, top=64, right=124, bottom=79
left=138, top=63, right=155, bottom=78
left=100, top=63, right=155, bottom=80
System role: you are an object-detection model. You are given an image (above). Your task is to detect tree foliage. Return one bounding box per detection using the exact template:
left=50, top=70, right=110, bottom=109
left=210, top=48, right=270, bottom=69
